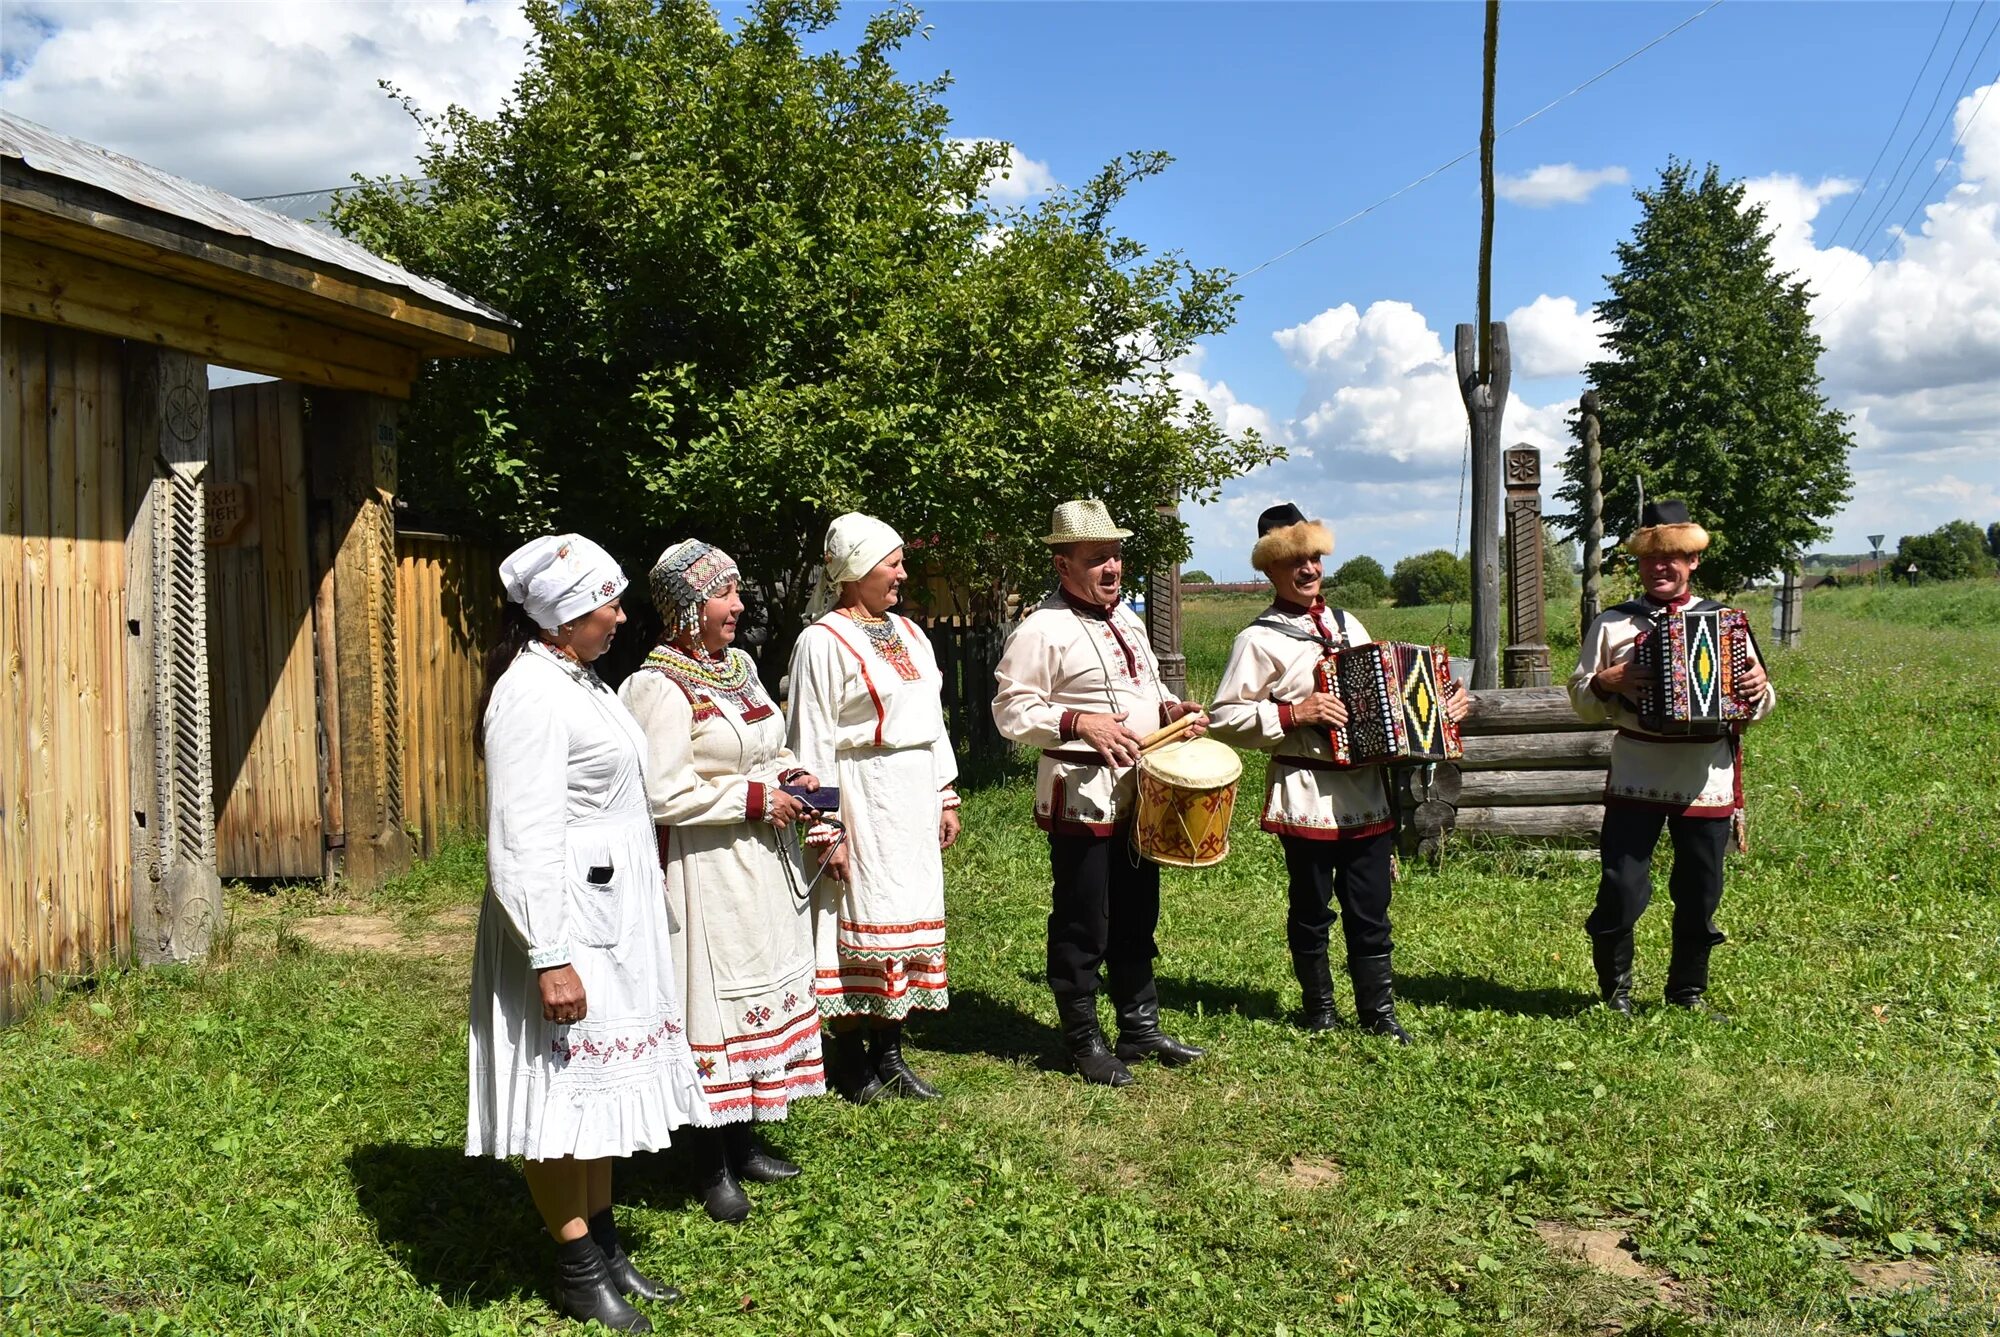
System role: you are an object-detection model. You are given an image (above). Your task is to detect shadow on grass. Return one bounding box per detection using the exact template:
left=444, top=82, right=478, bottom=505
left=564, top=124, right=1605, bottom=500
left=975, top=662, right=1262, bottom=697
left=1397, top=971, right=1596, bottom=1018
left=348, top=1143, right=548, bottom=1308
left=1156, top=973, right=1285, bottom=1022
left=910, top=986, right=1065, bottom=1068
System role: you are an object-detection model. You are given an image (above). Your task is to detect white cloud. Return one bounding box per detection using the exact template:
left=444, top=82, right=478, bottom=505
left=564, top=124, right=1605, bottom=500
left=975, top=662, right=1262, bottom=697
left=0, top=1, right=532, bottom=198
left=1167, top=346, right=1276, bottom=441
left=955, top=139, right=1056, bottom=205
left=1502, top=294, right=1609, bottom=379
left=1495, top=163, right=1629, bottom=208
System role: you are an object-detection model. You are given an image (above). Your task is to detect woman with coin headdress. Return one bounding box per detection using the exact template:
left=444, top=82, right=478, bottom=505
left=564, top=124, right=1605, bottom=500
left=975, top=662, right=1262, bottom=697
left=785, top=513, right=960, bottom=1103
left=469, top=534, right=711, bottom=1332
left=618, top=539, right=826, bottom=1225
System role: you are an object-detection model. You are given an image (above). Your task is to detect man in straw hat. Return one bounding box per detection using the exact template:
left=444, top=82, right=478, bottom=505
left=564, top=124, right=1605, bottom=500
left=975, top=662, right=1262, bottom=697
left=1568, top=499, right=1774, bottom=1017
left=992, top=500, right=1211, bottom=1086
left=1210, top=503, right=1469, bottom=1044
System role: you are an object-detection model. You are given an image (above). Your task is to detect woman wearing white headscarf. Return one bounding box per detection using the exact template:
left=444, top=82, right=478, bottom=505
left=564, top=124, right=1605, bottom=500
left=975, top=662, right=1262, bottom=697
left=786, top=513, right=960, bottom=1103
left=618, top=539, right=826, bottom=1226
left=470, top=534, right=710, bottom=1334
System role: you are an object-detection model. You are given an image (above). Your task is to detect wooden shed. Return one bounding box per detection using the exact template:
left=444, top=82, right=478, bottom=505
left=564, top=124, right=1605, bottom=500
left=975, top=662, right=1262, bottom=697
left=1, top=112, right=513, bottom=1020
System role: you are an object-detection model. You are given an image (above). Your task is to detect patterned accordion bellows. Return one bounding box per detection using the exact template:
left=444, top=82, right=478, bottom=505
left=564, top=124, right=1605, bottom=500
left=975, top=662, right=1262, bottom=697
left=1317, top=642, right=1464, bottom=766
left=1634, top=606, right=1753, bottom=736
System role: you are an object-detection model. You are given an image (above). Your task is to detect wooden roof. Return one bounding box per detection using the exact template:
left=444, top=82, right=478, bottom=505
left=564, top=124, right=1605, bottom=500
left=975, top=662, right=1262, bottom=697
left=1, top=112, right=512, bottom=398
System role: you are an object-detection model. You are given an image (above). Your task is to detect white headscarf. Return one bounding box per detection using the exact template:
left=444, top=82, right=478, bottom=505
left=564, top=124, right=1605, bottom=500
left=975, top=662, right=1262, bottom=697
left=498, top=534, right=628, bottom=631
left=805, top=512, right=904, bottom=621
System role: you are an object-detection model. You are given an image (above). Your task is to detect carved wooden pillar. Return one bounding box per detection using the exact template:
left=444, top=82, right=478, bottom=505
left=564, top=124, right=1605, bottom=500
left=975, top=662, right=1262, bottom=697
left=1456, top=323, right=1510, bottom=689
left=1147, top=498, right=1188, bottom=701
left=1504, top=444, right=1551, bottom=687
left=308, top=390, right=410, bottom=888
left=123, top=346, right=222, bottom=963
left=1579, top=392, right=1604, bottom=640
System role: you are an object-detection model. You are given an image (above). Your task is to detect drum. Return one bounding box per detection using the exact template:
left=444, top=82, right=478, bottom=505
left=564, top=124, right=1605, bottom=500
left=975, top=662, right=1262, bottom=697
left=1131, top=737, right=1243, bottom=868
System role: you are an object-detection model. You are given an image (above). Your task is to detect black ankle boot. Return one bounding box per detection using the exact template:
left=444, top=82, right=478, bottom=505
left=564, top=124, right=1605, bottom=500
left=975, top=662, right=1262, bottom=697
left=723, top=1122, right=801, bottom=1183
left=587, top=1208, right=681, bottom=1305
left=554, top=1234, right=653, bottom=1331
left=688, top=1127, right=751, bottom=1224
left=1591, top=932, right=1635, bottom=1017
left=1054, top=994, right=1133, bottom=1087
left=1348, top=953, right=1411, bottom=1045
left=829, top=1028, right=885, bottom=1105
left=1666, top=940, right=1727, bottom=1019
left=870, top=1022, right=941, bottom=1099
left=1292, top=946, right=1342, bottom=1031
left=1113, top=999, right=1206, bottom=1067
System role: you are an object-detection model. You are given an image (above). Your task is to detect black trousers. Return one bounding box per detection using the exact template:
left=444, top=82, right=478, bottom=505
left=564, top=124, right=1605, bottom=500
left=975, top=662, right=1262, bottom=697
left=1046, top=828, right=1161, bottom=1008
left=1280, top=830, right=1394, bottom=962
left=1587, top=804, right=1729, bottom=948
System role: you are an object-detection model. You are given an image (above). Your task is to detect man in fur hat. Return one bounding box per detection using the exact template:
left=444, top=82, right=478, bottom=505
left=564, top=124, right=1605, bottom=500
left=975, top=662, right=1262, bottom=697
left=992, top=500, right=1210, bottom=1086
left=1568, top=500, right=1775, bottom=1016
left=1209, top=503, right=1469, bottom=1043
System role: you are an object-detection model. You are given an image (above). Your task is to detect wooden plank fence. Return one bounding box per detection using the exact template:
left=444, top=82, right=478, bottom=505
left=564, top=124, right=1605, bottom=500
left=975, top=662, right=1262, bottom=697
left=395, top=531, right=496, bottom=857
left=918, top=616, right=1007, bottom=769
left=2, top=322, right=132, bottom=1020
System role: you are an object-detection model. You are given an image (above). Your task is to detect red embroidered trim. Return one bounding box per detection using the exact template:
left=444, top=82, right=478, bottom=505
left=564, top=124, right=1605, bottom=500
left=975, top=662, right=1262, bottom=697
left=551, top=1015, right=685, bottom=1065
left=744, top=782, right=766, bottom=823
left=838, top=917, right=948, bottom=933
left=1059, top=709, right=1081, bottom=742
left=1277, top=701, right=1297, bottom=731
left=1259, top=816, right=1397, bottom=842
left=819, top=626, right=886, bottom=747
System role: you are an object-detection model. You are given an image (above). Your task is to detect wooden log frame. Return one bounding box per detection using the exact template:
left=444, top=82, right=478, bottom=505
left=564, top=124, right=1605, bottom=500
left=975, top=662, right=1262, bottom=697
left=307, top=390, right=411, bottom=888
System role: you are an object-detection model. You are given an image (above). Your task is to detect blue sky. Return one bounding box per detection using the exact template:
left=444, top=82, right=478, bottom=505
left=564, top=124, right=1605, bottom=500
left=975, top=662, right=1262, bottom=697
left=5, top=2, right=1995, bottom=578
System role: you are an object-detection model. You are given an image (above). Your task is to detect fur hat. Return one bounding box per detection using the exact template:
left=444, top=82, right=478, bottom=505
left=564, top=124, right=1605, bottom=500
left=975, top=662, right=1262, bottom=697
left=1625, top=499, right=1711, bottom=558
left=1250, top=502, right=1334, bottom=574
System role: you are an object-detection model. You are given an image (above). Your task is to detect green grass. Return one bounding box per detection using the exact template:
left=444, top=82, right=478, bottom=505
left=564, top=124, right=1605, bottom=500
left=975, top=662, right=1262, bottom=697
left=4, top=586, right=1996, bottom=1334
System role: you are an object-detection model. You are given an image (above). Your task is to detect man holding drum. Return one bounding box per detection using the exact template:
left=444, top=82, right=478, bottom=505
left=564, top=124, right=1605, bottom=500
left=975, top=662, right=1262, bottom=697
left=1569, top=500, right=1774, bottom=1017
left=992, top=500, right=1210, bottom=1087
left=1209, top=503, right=1469, bottom=1044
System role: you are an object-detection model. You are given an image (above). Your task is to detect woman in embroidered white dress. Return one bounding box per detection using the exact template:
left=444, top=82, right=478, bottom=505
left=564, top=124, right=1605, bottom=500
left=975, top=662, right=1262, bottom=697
left=785, top=513, right=960, bottom=1103
left=618, top=539, right=826, bottom=1226
left=469, top=534, right=710, bottom=1334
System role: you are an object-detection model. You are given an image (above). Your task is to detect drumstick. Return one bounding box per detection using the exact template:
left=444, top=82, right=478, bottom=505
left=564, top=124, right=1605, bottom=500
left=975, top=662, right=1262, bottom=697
left=1136, top=710, right=1204, bottom=754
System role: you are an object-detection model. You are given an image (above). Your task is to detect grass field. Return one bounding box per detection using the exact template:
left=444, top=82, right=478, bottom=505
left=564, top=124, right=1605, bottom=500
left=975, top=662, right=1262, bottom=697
left=4, top=583, right=1997, bottom=1335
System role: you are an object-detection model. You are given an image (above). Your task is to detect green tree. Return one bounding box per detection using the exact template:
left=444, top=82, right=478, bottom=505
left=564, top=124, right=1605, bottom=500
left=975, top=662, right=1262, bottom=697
left=1180, top=569, right=1214, bottom=585
left=1555, top=161, right=1853, bottom=592
left=1329, top=555, right=1389, bottom=603
left=1895, top=520, right=1995, bottom=583
left=332, top=0, right=1271, bottom=661
left=1390, top=550, right=1470, bottom=607
left=1542, top=521, right=1576, bottom=595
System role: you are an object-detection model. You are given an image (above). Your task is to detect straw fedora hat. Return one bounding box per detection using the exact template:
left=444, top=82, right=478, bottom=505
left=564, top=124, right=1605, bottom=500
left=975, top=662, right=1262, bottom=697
left=1043, top=499, right=1134, bottom=546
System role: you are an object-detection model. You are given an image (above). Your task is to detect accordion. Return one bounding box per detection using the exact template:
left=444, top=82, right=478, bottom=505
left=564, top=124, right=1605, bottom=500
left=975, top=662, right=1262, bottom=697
left=1315, top=641, right=1464, bottom=766
left=1632, top=605, right=1753, bottom=736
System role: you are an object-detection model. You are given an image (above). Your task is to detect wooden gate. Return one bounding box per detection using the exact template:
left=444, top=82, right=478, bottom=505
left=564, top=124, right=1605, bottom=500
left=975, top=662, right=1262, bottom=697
left=205, top=383, right=321, bottom=879
left=396, top=532, right=496, bottom=856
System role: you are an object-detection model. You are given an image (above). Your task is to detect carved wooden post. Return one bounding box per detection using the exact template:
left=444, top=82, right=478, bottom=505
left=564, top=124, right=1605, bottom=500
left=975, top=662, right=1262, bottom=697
left=1579, top=391, right=1604, bottom=639
left=1457, top=322, right=1510, bottom=689
left=1148, top=497, right=1188, bottom=701
left=1772, top=560, right=1803, bottom=648
left=123, top=347, right=222, bottom=963
left=1504, top=445, right=1550, bottom=686
left=308, top=390, right=410, bottom=888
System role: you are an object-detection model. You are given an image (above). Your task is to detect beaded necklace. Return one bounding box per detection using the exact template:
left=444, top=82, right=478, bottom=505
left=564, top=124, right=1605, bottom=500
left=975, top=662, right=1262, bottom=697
left=838, top=608, right=921, bottom=681
left=536, top=640, right=608, bottom=692
left=642, top=641, right=772, bottom=718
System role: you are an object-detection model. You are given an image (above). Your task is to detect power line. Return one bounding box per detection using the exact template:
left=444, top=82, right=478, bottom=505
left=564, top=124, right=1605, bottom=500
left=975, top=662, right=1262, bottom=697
left=1231, top=0, right=1728, bottom=285
left=1837, top=2, right=1989, bottom=262
left=1822, top=1, right=1958, bottom=255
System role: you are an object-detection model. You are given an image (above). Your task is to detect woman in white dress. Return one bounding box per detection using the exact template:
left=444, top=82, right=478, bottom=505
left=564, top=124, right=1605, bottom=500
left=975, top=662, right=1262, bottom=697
left=468, top=534, right=710, bottom=1334
left=619, top=539, right=827, bottom=1225
left=786, top=513, right=960, bottom=1102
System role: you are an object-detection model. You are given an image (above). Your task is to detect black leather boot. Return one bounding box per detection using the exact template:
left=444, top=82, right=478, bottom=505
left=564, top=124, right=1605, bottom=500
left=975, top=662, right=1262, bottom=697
left=1055, top=993, right=1133, bottom=1087
left=1591, top=932, right=1635, bottom=1017
left=1292, top=945, right=1342, bottom=1031
left=870, top=1022, right=941, bottom=1100
left=1113, top=998, right=1206, bottom=1067
left=587, top=1207, right=681, bottom=1305
left=1666, top=940, right=1727, bottom=1019
left=554, top=1234, right=653, bottom=1331
left=828, top=1027, right=885, bottom=1105
left=1348, top=953, right=1411, bottom=1045
left=723, top=1122, right=801, bottom=1183
left=688, top=1127, right=751, bottom=1224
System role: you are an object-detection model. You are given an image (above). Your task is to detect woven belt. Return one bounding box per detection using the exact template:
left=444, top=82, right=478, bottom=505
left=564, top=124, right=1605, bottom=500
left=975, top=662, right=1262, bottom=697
left=1271, top=753, right=1351, bottom=773
left=1041, top=748, right=1109, bottom=764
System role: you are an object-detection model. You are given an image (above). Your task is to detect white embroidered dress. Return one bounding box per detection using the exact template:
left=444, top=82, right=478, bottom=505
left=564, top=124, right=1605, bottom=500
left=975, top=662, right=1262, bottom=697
left=620, top=648, right=827, bottom=1124
left=1208, top=600, right=1397, bottom=839
left=786, top=611, right=958, bottom=1020
left=467, top=643, right=710, bottom=1161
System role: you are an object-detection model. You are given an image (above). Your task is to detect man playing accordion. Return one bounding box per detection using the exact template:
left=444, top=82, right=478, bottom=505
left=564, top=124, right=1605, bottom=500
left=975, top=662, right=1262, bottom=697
left=1568, top=500, right=1775, bottom=1017
left=1209, top=503, right=1468, bottom=1044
